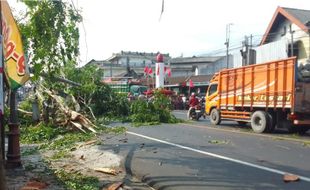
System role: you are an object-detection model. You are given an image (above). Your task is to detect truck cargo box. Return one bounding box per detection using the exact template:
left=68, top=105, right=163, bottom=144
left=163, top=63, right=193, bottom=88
left=218, top=57, right=296, bottom=110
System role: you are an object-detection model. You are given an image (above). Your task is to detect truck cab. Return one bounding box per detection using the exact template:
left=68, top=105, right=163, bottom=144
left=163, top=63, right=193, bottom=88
left=205, top=82, right=218, bottom=115
left=205, top=74, right=219, bottom=115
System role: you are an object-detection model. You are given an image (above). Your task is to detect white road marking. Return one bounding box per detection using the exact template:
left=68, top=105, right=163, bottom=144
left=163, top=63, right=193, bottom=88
left=127, top=131, right=310, bottom=182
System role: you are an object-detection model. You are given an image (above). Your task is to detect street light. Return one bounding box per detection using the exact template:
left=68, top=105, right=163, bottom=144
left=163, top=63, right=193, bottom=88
left=225, top=23, right=233, bottom=69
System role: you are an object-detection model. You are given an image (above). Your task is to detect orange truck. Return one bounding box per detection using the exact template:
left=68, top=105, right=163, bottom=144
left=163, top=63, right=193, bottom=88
left=205, top=57, right=310, bottom=133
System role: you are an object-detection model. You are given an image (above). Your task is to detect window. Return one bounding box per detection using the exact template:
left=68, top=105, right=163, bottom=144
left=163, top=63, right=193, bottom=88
left=208, top=84, right=218, bottom=96
left=282, top=26, right=286, bottom=36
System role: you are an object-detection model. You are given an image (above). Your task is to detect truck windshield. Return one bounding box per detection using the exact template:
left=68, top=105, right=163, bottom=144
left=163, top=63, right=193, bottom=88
left=208, top=84, right=218, bottom=96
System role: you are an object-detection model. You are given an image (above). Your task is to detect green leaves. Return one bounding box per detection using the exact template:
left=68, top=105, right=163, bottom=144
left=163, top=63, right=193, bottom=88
left=20, top=0, right=81, bottom=77
left=129, top=93, right=178, bottom=124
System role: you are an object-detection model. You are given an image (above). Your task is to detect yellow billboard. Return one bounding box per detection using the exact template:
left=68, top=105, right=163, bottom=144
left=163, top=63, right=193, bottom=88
left=1, top=0, right=30, bottom=90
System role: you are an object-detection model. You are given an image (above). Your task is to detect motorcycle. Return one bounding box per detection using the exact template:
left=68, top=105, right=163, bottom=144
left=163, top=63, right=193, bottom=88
left=188, top=100, right=205, bottom=120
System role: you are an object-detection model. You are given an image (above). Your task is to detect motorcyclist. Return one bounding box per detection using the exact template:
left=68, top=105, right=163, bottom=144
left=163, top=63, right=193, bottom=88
left=189, top=92, right=199, bottom=107
left=187, top=92, right=199, bottom=119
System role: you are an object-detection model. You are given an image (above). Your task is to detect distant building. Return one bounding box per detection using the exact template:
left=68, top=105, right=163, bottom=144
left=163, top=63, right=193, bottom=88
left=107, top=51, right=170, bottom=67
left=169, top=56, right=226, bottom=77
left=85, top=51, right=171, bottom=78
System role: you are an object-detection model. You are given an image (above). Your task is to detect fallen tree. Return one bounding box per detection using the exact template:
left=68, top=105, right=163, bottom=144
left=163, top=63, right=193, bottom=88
left=36, top=85, right=97, bottom=133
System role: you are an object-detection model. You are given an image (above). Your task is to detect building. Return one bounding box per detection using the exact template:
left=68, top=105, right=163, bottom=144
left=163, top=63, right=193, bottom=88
left=169, top=56, right=227, bottom=77
left=158, top=56, right=227, bottom=96
left=86, top=51, right=171, bottom=78
left=259, top=7, right=310, bottom=66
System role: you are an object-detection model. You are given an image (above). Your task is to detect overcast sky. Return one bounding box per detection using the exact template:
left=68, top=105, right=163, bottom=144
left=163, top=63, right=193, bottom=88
left=9, top=0, right=310, bottom=66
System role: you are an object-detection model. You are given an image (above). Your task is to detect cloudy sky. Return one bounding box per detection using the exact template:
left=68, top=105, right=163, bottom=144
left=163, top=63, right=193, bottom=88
left=9, top=0, right=310, bottom=66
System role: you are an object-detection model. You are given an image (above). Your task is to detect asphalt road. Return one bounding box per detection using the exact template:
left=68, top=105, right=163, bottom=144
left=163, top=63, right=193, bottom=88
left=101, top=111, right=310, bottom=190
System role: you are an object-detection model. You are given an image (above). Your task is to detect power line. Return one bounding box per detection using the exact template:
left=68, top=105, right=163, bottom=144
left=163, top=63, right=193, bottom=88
left=202, top=27, right=310, bottom=57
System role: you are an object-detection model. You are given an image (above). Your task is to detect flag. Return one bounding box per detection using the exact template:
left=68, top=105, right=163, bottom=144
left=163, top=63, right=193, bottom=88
left=148, top=67, right=153, bottom=74
left=164, top=66, right=171, bottom=77
left=189, top=79, right=194, bottom=88
left=1, top=0, right=30, bottom=90
left=166, top=67, right=171, bottom=77
left=144, top=66, right=149, bottom=74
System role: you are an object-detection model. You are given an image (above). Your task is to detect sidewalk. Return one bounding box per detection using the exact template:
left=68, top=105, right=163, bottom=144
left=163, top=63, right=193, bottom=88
left=5, top=131, right=153, bottom=190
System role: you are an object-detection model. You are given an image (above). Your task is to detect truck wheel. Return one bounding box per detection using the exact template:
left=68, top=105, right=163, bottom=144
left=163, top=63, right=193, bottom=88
left=266, top=112, right=276, bottom=133
left=251, top=111, right=271, bottom=133
left=210, top=109, right=221, bottom=125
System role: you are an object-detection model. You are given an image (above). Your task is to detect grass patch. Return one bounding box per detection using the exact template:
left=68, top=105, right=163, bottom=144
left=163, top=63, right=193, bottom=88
left=40, top=132, right=95, bottom=150
left=21, top=147, right=39, bottom=156
left=302, top=142, right=310, bottom=147
left=272, top=137, right=286, bottom=141
left=103, top=126, right=127, bottom=134
left=50, top=150, right=71, bottom=160
left=24, top=164, right=36, bottom=171
left=132, top=121, right=161, bottom=127
left=54, top=169, right=99, bottom=190
left=20, top=123, right=66, bottom=144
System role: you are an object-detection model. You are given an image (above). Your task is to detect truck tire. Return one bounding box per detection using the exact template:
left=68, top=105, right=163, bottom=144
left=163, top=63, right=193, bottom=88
left=266, top=112, right=276, bottom=133
left=251, top=111, right=271, bottom=133
left=210, top=108, right=221, bottom=125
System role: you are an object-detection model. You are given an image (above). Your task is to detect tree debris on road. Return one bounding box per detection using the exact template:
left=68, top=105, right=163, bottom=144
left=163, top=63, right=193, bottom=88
left=283, top=173, right=300, bottom=183
left=95, top=168, right=120, bottom=176
left=107, top=182, right=124, bottom=190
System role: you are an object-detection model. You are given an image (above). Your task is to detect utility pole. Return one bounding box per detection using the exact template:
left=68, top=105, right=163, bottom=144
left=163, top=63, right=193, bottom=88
left=241, top=36, right=249, bottom=66
left=110, top=61, right=112, bottom=77
left=225, top=23, right=233, bottom=69
left=289, top=25, right=294, bottom=57
left=247, top=35, right=253, bottom=65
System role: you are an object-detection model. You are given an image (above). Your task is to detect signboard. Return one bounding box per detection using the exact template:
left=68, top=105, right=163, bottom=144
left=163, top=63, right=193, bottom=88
left=1, top=0, right=30, bottom=90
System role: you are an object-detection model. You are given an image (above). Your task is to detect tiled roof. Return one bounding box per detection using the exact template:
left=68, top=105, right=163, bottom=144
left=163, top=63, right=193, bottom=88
left=283, top=7, right=310, bottom=25
left=170, top=56, right=224, bottom=64
left=189, top=75, right=213, bottom=83
left=107, top=51, right=171, bottom=62
left=166, top=76, right=188, bottom=85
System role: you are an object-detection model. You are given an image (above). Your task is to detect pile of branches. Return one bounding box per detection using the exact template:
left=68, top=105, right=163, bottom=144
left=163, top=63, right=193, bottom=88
left=19, top=85, right=97, bottom=133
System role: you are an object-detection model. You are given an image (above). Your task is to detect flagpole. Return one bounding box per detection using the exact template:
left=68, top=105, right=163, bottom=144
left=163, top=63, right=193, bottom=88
left=147, top=73, right=149, bottom=88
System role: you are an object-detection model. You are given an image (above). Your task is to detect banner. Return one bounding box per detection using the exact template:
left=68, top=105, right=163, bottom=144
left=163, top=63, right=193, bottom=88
left=1, top=0, right=30, bottom=90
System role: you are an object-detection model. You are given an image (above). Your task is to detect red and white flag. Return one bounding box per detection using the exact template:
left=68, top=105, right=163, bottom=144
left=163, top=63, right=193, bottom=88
left=165, top=67, right=171, bottom=77
left=144, top=66, right=149, bottom=74
left=148, top=67, right=153, bottom=74
left=189, top=79, right=194, bottom=88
